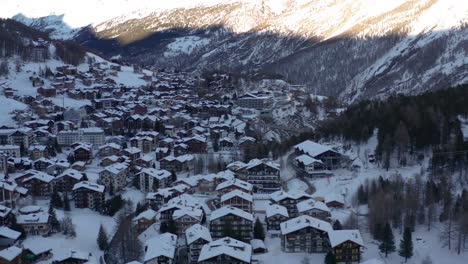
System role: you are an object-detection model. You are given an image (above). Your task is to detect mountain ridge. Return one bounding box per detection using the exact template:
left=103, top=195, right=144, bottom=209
left=7, top=0, right=468, bottom=102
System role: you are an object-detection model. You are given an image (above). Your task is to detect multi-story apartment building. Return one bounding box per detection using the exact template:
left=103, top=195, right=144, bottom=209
left=72, top=181, right=105, bottom=211
left=209, top=206, right=253, bottom=242
left=52, top=169, right=84, bottom=192
left=143, top=233, right=177, bottom=264
left=266, top=203, right=289, bottom=232
left=0, top=145, right=20, bottom=158
left=57, top=127, right=105, bottom=146
left=98, top=163, right=129, bottom=193
left=329, top=230, right=364, bottom=264
left=138, top=168, right=172, bottom=192
left=236, top=92, right=273, bottom=110
left=280, top=215, right=332, bottom=253
left=198, top=237, right=252, bottom=264
left=296, top=198, right=331, bottom=222
left=215, top=179, right=253, bottom=197
left=220, top=190, right=253, bottom=214
left=232, top=159, right=281, bottom=193
left=186, top=224, right=212, bottom=264
left=172, top=207, right=203, bottom=235
left=270, top=190, right=312, bottom=218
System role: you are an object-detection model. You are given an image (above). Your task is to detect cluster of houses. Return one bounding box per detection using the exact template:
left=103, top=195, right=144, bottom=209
left=0, top=53, right=362, bottom=264
left=130, top=165, right=360, bottom=264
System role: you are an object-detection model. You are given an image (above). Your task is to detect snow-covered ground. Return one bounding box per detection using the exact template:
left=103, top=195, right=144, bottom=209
left=0, top=96, right=27, bottom=126
left=22, top=200, right=116, bottom=263
left=164, top=36, right=210, bottom=57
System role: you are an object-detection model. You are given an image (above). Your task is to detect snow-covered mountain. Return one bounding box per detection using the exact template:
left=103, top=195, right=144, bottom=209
left=6, top=0, right=468, bottom=102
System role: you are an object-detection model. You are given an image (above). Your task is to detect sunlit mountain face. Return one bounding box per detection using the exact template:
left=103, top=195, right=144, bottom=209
left=5, top=0, right=468, bottom=101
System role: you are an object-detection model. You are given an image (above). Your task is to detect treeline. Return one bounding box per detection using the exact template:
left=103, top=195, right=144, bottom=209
left=55, top=40, right=86, bottom=66
left=0, top=18, right=87, bottom=67
left=0, top=19, right=49, bottom=58
left=357, top=173, right=468, bottom=255
left=318, top=84, right=468, bottom=165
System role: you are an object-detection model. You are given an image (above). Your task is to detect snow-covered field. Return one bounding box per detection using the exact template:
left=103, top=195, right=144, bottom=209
left=0, top=96, right=27, bottom=126
left=22, top=200, right=116, bottom=263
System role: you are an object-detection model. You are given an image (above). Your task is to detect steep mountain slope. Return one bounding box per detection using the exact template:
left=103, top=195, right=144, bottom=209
left=6, top=0, right=468, bottom=102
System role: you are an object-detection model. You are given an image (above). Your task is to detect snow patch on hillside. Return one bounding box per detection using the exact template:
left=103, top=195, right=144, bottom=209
left=164, top=36, right=210, bottom=57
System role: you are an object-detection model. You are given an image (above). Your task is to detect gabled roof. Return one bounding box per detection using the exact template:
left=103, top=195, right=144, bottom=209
left=266, top=203, right=288, bottom=218
left=294, top=140, right=340, bottom=158
left=0, top=246, right=22, bottom=261
left=144, top=233, right=177, bottom=261
left=295, top=154, right=323, bottom=166
left=270, top=190, right=311, bottom=202
left=210, top=206, right=253, bottom=222
left=199, top=237, right=252, bottom=263
left=172, top=208, right=203, bottom=221
left=0, top=226, right=21, bottom=240
left=138, top=168, right=171, bottom=180
left=56, top=169, right=83, bottom=180
left=297, top=199, right=330, bottom=213
left=72, top=181, right=105, bottom=193
left=220, top=189, right=253, bottom=203
left=216, top=179, right=253, bottom=192
left=280, top=215, right=332, bottom=235
left=133, top=209, right=157, bottom=221
left=186, top=224, right=212, bottom=245
left=328, top=230, right=364, bottom=248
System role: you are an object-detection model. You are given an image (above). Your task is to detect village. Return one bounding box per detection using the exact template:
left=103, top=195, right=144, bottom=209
left=0, top=43, right=371, bottom=264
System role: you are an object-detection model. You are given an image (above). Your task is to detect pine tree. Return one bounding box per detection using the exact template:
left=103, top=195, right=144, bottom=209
left=333, top=220, right=343, bottom=230
left=97, top=224, right=109, bottom=250
left=48, top=205, right=61, bottom=232
left=399, top=227, right=413, bottom=262
left=324, top=251, right=337, bottom=264
left=10, top=214, right=26, bottom=239
left=379, top=222, right=396, bottom=257
left=167, top=219, right=177, bottom=235
left=63, top=192, right=71, bottom=211
left=51, top=189, right=63, bottom=208
left=254, top=218, right=265, bottom=240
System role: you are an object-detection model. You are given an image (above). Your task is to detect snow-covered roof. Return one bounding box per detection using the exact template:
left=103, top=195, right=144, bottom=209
left=295, top=154, right=323, bottom=165
left=210, top=206, right=253, bottom=222
left=54, top=249, right=90, bottom=262
left=216, top=179, right=253, bottom=192
left=144, top=233, right=177, bottom=262
left=280, top=215, right=332, bottom=235
left=199, top=237, right=252, bottom=263
left=24, top=243, right=52, bottom=255
left=22, top=171, right=54, bottom=183
left=56, top=168, right=83, bottom=180
left=186, top=224, right=212, bottom=245
left=296, top=199, right=330, bottom=213
left=266, top=203, right=288, bottom=218
left=172, top=207, right=203, bottom=221
left=0, top=226, right=21, bottom=240
left=250, top=239, right=267, bottom=250
left=102, top=162, right=128, bottom=174
left=133, top=209, right=157, bottom=221
left=17, top=212, right=49, bottom=225
left=328, top=230, right=364, bottom=248
left=139, top=168, right=171, bottom=180
left=0, top=246, right=22, bottom=261
left=294, top=140, right=339, bottom=158
left=270, top=190, right=311, bottom=202
left=72, top=181, right=105, bottom=193
left=220, top=189, right=253, bottom=203
left=244, top=158, right=280, bottom=171
left=0, top=205, right=12, bottom=218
